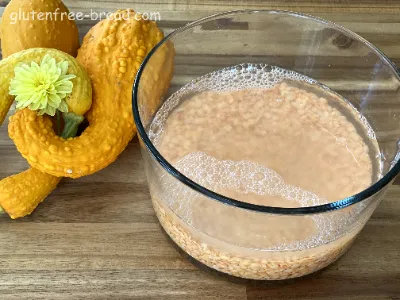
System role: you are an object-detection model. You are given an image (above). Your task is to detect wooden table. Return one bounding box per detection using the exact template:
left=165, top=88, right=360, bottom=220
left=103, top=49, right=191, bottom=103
left=0, top=1, right=399, bottom=299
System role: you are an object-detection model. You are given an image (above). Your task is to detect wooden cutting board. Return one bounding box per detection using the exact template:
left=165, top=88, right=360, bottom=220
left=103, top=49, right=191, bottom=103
left=0, top=1, right=399, bottom=299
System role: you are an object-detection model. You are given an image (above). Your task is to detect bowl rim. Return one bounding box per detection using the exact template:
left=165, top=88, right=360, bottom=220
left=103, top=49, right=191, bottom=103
left=132, top=9, right=400, bottom=215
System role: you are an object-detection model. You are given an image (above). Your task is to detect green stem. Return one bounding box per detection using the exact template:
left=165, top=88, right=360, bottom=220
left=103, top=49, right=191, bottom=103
left=61, top=112, right=85, bottom=139
left=56, top=110, right=61, bottom=136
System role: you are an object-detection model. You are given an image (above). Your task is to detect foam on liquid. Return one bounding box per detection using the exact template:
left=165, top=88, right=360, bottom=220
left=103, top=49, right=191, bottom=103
left=150, top=64, right=317, bottom=144
left=149, top=64, right=380, bottom=251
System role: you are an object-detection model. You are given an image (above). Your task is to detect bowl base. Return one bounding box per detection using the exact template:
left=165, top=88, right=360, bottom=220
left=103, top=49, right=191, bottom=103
left=158, top=224, right=344, bottom=283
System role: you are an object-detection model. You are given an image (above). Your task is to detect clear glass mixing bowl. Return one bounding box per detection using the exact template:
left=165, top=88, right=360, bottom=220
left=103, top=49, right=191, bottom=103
left=132, top=10, right=400, bottom=280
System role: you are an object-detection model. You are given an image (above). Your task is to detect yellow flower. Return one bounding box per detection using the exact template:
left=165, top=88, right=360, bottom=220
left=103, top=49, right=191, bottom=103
left=9, top=54, right=76, bottom=116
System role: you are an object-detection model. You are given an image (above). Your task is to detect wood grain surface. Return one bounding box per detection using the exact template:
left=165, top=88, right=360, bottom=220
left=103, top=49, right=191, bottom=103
left=0, top=1, right=399, bottom=299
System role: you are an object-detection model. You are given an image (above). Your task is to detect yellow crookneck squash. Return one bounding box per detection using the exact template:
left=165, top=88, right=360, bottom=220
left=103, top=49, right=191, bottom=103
left=0, top=0, right=85, bottom=219
left=0, top=48, right=92, bottom=219
left=0, top=0, right=80, bottom=58
left=9, top=9, right=175, bottom=179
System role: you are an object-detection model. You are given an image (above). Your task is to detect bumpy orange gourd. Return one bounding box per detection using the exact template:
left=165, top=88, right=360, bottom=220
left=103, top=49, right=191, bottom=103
left=0, top=0, right=79, bottom=58
left=0, top=0, right=82, bottom=219
left=9, top=9, right=175, bottom=179
left=0, top=48, right=92, bottom=218
left=0, top=169, right=61, bottom=219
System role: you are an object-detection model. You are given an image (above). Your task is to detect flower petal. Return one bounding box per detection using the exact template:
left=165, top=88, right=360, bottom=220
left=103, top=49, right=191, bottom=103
left=48, top=93, right=62, bottom=107
left=10, top=55, right=75, bottom=116
left=58, top=100, right=69, bottom=113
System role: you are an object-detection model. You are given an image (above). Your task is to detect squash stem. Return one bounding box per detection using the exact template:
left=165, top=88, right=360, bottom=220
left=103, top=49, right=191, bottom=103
left=56, top=110, right=61, bottom=136
left=61, top=112, right=84, bottom=139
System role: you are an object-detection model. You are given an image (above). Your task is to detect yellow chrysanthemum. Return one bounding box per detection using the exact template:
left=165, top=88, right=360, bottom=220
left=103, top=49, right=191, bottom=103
left=9, top=54, right=76, bottom=116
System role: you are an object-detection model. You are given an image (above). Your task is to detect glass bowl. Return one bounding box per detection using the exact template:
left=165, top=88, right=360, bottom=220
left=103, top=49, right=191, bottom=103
left=133, top=10, right=400, bottom=280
